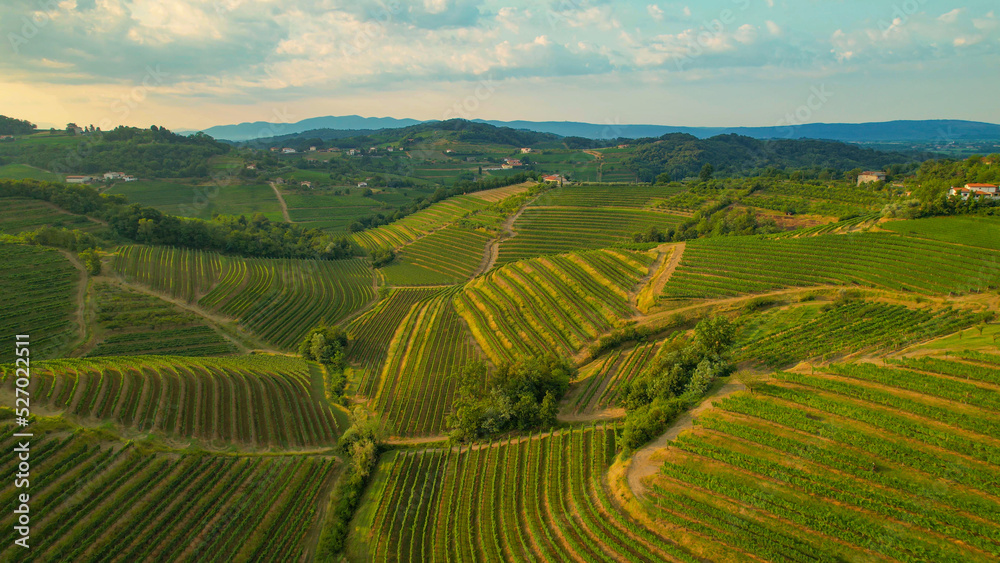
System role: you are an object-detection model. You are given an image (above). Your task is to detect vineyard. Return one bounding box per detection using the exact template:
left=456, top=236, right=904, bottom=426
left=351, top=196, right=488, bottom=253
left=642, top=356, right=1000, bottom=562
left=0, top=425, right=338, bottom=562
left=570, top=339, right=663, bottom=414
left=498, top=207, right=684, bottom=264
left=663, top=232, right=1000, bottom=300
left=0, top=355, right=341, bottom=448
left=737, top=300, right=993, bottom=367
left=87, top=282, right=237, bottom=357
left=351, top=425, right=699, bottom=562
left=881, top=214, right=1000, bottom=251
left=454, top=249, right=653, bottom=364
left=529, top=185, right=686, bottom=208
left=114, top=246, right=376, bottom=350
left=366, top=291, right=480, bottom=436
left=0, top=198, right=102, bottom=234
left=0, top=243, right=80, bottom=363
left=381, top=225, right=491, bottom=286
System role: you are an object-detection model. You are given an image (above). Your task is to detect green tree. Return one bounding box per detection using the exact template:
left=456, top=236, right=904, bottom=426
left=79, top=248, right=101, bottom=276
left=655, top=171, right=672, bottom=184
left=699, top=163, right=714, bottom=182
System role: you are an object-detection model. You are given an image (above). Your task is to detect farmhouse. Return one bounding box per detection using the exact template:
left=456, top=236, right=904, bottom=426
left=65, top=175, right=93, bottom=184
left=282, top=148, right=296, bottom=154
left=358, top=182, right=369, bottom=188
left=949, top=184, right=999, bottom=200
left=520, top=148, right=533, bottom=154
left=857, top=171, right=887, bottom=185
left=503, top=158, right=523, bottom=167
left=300, top=181, right=312, bottom=189
left=542, top=174, right=565, bottom=183
left=246, top=164, right=256, bottom=170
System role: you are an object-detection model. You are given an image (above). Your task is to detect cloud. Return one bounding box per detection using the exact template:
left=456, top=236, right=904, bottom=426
left=765, top=20, right=781, bottom=36
left=647, top=4, right=664, bottom=22
left=938, top=8, right=964, bottom=24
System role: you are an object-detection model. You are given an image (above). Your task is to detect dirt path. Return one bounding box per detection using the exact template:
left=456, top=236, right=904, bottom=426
left=56, top=249, right=90, bottom=353
left=648, top=242, right=684, bottom=298
left=270, top=182, right=293, bottom=223
left=470, top=192, right=541, bottom=278
left=626, top=379, right=746, bottom=498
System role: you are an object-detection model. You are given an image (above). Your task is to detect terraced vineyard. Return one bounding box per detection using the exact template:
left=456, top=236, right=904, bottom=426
left=0, top=198, right=102, bottom=234
left=571, top=339, right=662, bottom=414
left=367, top=291, right=480, bottom=436
left=738, top=301, right=993, bottom=367
left=498, top=207, right=684, bottom=264
left=530, top=184, right=686, bottom=208
left=642, top=357, right=1000, bottom=562
left=352, top=196, right=489, bottom=252
left=382, top=225, right=491, bottom=286
left=0, top=355, right=341, bottom=447
left=115, top=245, right=376, bottom=350
left=0, top=426, right=337, bottom=562
left=664, top=232, right=1000, bottom=299
left=455, top=249, right=653, bottom=363
left=87, top=282, right=237, bottom=357
left=0, top=243, right=80, bottom=363
left=352, top=425, right=699, bottom=562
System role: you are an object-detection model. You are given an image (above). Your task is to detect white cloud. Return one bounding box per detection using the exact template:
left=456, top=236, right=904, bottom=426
left=765, top=20, right=782, bottom=36
left=683, top=6, right=691, bottom=17
left=647, top=4, right=664, bottom=22
left=734, top=24, right=758, bottom=45
left=938, top=8, right=964, bottom=24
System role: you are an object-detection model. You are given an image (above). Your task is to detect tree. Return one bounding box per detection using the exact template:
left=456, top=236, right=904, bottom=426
left=66, top=123, right=79, bottom=134
left=79, top=248, right=101, bottom=275
left=655, top=171, right=672, bottom=184
left=699, top=163, right=714, bottom=182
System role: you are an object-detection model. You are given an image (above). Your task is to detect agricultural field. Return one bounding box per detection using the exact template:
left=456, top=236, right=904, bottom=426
left=352, top=195, right=489, bottom=252
left=880, top=214, right=1000, bottom=250
left=0, top=423, right=338, bottom=562
left=530, top=184, right=686, bottom=208
left=642, top=355, right=1000, bottom=562
left=107, top=180, right=284, bottom=221
left=0, top=163, right=63, bottom=182
left=455, top=249, right=653, bottom=363
left=114, top=245, right=376, bottom=350
left=736, top=300, right=992, bottom=367
left=0, top=243, right=80, bottom=363
left=663, top=231, right=1000, bottom=300
left=498, top=207, right=685, bottom=263
left=381, top=225, right=491, bottom=286
left=86, top=282, right=238, bottom=357
left=365, top=291, right=480, bottom=436
left=0, top=355, right=341, bottom=448
left=349, top=424, right=700, bottom=562
left=0, top=198, right=103, bottom=234
left=570, top=339, right=664, bottom=414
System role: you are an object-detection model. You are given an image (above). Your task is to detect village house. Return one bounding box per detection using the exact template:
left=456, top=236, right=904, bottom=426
left=282, top=148, right=296, bottom=154
left=617, top=144, right=629, bottom=149
left=300, top=181, right=312, bottom=189
left=543, top=174, right=565, bottom=183
left=520, top=148, right=533, bottom=154
left=857, top=171, right=887, bottom=185
left=347, top=149, right=358, bottom=156
left=246, top=164, right=257, bottom=170
left=357, top=182, right=369, bottom=188
left=269, top=147, right=280, bottom=152
left=949, top=183, right=999, bottom=200
left=503, top=158, right=523, bottom=167
left=309, top=146, right=317, bottom=152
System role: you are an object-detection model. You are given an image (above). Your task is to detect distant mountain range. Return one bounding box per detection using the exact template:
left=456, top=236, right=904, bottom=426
left=190, top=115, right=1000, bottom=143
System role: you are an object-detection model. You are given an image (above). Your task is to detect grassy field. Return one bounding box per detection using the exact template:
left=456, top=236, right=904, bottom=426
left=881, top=214, right=1000, bottom=250
left=0, top=163, right=63, bottom=181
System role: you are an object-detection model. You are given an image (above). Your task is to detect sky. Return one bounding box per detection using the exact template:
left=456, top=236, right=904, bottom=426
left=1, top=0, right=998, bottom=131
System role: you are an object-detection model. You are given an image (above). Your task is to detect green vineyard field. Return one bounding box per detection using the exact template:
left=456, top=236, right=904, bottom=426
left=0, top=243, right=80, bottom=363
left=114, top=246, right=376, bottom=350
left=664, top=232, right=1000, bottom=299
left=456, top=249, right=652, bottom=364
left=381, top=225, right=491, bottom=286
left=0, top=355, right=341, bottom=447
left=498, top=207, right=684, bottom=264
left=352, top=425, right=699, bottom=562
left=644, top=357, right=1000, bottom=562
left=0, top=425, right=338, bottom=562
left=88, top=283, right=237, bottom=357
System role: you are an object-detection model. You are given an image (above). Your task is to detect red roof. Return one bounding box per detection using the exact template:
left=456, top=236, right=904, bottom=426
left=966, top=183, right=997, bottom=188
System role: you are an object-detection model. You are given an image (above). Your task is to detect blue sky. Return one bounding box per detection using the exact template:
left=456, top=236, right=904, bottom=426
left=1, top=0, right=997, bottom=130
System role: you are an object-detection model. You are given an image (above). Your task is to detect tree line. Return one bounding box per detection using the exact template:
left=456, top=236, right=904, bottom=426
left=0, top=179, right=354, bottom=260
